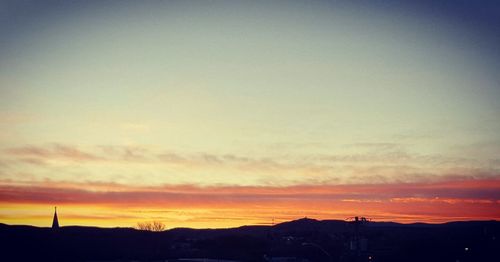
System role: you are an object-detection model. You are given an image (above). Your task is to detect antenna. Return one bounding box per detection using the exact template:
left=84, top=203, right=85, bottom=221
left=346, top=216, right=371, bottom=254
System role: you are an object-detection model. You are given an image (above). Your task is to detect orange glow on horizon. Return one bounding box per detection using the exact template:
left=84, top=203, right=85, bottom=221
left=1, top=179, right=499, bottom=228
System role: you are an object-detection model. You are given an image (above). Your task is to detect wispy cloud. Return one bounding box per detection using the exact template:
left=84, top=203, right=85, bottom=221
left=343, top=142, right=403, bottom=151
left=2, top=143, right=499, bottom=186
left=6, top=144, right=102, bottom=162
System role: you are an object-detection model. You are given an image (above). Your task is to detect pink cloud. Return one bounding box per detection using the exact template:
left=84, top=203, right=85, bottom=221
left=0, top=178, right=498, bottom=223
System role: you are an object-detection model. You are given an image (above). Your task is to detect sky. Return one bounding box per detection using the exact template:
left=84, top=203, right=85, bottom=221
left=0, top=0, right=499, bottom=228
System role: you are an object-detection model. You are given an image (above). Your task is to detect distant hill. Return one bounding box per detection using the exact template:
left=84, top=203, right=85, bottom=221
left=1, top=219, right=498, bottom=261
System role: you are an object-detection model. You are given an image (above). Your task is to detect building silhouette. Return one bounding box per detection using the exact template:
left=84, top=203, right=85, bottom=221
left=52, top=206, right=59, bottom=229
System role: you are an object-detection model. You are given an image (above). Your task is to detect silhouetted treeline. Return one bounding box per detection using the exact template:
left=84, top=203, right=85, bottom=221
left=0, top=218, right=498, bottom=261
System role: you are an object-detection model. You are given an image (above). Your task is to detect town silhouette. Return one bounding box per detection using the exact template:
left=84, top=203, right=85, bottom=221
left=0, top=207, right=498, bottom=261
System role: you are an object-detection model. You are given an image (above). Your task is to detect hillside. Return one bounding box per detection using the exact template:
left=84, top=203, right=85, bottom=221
left=0, top=219, right=498, bottom=261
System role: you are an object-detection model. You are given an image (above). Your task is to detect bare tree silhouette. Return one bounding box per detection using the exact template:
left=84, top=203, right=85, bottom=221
left=136, top=221, right=166, bottom=232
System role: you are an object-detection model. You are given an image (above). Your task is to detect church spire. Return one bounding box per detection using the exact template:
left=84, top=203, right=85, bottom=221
left=52, top=206, right=59, bottom=229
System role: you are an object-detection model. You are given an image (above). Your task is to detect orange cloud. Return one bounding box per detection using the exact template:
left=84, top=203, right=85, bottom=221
left=0, top=178, right=498, bottom=228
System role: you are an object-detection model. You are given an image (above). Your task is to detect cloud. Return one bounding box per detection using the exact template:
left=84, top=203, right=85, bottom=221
left=97, top=145, right=150, bottom=161
left=157, top=152, right=293, bottom=172
left=16, top=158, right=48, bottom=166
left=2, top=143, right=500, bottom=186
left=1, top=178, right=498, bottom=204
left=0, top=178, right=498, bottom=224
left=6, top=144, right=102, bottom=162
left=344, top=142, right=403, bottom=151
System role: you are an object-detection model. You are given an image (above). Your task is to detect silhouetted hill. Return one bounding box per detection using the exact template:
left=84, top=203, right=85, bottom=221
left=0, top=219, right=498, bottom=261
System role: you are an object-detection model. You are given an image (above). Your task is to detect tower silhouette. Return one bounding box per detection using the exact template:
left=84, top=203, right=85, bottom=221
left=52, top=206, right=59, bottom=229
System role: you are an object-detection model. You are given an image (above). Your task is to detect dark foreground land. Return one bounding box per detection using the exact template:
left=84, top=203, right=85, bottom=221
left=1, top=218, right=498, bottom=262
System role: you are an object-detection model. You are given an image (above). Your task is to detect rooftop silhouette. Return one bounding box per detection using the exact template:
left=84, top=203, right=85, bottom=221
left=1, top=217, right=498, bottom=261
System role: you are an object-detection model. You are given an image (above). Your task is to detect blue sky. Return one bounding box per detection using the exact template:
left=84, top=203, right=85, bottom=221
left=0, top=0, right=499, bottom=227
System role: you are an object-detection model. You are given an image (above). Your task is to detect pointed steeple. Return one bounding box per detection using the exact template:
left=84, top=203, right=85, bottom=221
left=52, top=206, right=59, bottom=229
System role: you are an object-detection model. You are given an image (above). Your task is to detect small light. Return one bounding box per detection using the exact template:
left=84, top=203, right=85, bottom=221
left=368, top=256, right=372, bottom=260
left=464, top=247, right=469, bottom=251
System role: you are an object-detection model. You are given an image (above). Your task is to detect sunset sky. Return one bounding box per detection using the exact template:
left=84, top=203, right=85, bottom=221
left=1, top=0, right=499, bottom=228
